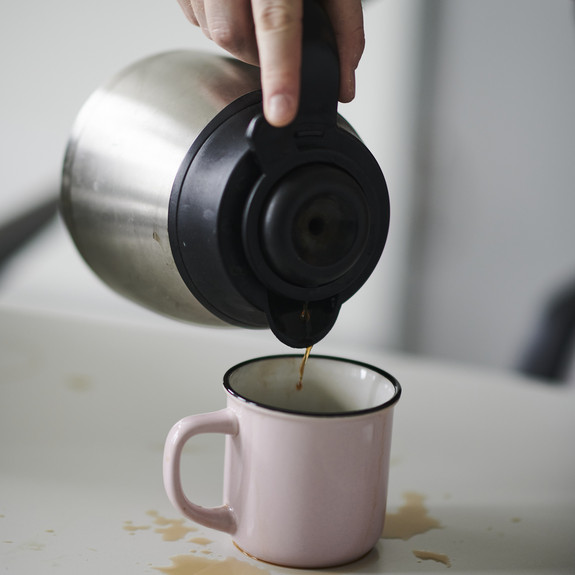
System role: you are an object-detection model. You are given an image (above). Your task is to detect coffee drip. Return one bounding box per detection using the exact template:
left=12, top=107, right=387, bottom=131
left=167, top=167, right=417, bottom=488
left=298, top=346, right=313, bottom=390
left=296, top=302, right=313, bottom=389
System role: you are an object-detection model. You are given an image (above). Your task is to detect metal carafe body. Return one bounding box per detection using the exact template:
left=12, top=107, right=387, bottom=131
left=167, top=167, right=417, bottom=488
left=61, top=2, right=390, bottom=347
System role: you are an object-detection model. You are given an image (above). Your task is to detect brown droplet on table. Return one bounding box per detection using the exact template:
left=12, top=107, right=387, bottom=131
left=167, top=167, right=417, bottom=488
left=413, top=549, right=452, bottom=567
left=382, top=491, right=442, bottom=540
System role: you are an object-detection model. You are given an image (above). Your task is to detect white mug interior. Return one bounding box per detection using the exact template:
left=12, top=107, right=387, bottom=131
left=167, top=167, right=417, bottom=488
left=225, top=355, right=400, bottom=415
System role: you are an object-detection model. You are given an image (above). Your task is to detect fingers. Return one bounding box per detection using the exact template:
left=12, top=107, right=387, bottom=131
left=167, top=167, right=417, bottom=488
left=176, top=0, right=364, bottom=126
left=189, top=0, right=208, bottom=33
left=251, top=0, right=303, bottom=127
left=250, top=0, right=363, bottom=124
left=176, top=0, right=199, bottom=26
left=177, top=1, right=258, bottom=66
left=204, top=0, right=259, bottom=66
left=322, top=0, right=365, bottom=103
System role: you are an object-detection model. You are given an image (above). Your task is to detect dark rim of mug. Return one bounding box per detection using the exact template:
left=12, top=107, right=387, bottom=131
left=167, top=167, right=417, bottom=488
left=223, top=354, right=401, bottom=418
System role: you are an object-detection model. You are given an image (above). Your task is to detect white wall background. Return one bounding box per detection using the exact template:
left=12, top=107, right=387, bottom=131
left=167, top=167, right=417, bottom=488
left=404, top=0, right=575, bottom=372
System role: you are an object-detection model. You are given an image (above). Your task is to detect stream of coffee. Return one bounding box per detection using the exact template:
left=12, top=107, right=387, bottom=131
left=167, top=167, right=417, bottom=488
left=297, top=303, right=312, bottom=390
left=297, top=346, right=312, bottom=390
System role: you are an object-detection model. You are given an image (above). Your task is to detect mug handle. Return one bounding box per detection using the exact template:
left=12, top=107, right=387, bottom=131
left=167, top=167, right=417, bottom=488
left=163, top=409, right=238, bottom=534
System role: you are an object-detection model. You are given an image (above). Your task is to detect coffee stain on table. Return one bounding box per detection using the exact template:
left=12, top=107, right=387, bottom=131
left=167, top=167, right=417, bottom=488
left=123, top=520, right=151, bottom=535
left=382, top=491, right=442, bottom=540
left=155, top=555, right=269, bottom=575
left=189, top=536, right=212, bottom=546
left=23, top=541, right=45, bottom=552
left=123, top=511, right=199, bottom=541
left=125, top=510, right=270, bottom=574
left=413, top=549, right=451, bottom=567
left=147, top=510, right=198, bottom=541
left=65, top=374, right=93, bottom=392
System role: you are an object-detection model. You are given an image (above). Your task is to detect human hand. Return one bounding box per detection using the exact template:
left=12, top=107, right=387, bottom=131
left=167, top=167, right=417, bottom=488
left=176, top=0, right=364, bottom=127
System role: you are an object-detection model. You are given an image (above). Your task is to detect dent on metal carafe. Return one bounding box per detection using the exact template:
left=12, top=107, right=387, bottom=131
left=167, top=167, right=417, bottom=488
left=60, top=0, right=390, bottom=348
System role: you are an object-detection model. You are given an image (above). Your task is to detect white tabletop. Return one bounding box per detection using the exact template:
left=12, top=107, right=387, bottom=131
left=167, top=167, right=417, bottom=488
left=1, top=304, right=574, bottom=574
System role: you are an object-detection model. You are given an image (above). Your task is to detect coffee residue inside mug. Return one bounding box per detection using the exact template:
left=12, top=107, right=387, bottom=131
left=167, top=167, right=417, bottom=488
left=382, top=491, right=442, bottom=540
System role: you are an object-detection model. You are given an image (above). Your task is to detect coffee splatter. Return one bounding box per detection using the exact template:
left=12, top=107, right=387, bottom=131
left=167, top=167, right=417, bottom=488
left=65, top=374, right=93, bottom=392
left=382, top=491, right=442, bottom=540
left=123, top=511, right=198, bottom=541
left=123, top=521, right=150, bottom=534
left=155, top=555, right=269, bottom=575
left=129, top=511, right=266, bottom=573
left=147, top=511, right=198, bottom=541
left=413, top=549, right=451, bottom=567
left=189, top=536, right=212, bottom=546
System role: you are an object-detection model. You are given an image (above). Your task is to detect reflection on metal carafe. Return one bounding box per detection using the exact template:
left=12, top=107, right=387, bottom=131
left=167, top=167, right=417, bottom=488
left=61, top=1, right=390, bottom=347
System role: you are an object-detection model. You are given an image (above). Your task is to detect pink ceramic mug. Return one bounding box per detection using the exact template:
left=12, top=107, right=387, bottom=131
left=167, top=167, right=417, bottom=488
left=163, top=355, right=401, bottom=568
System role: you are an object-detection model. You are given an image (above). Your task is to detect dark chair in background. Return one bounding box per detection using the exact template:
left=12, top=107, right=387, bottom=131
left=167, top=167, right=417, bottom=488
left=519, top=279, right=575, bottom=383
left=0, top=196, right=58, bottom=269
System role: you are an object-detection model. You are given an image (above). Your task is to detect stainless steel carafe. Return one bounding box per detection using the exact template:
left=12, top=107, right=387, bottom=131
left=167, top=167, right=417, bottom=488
left=61, top=1, right=390, bottom=347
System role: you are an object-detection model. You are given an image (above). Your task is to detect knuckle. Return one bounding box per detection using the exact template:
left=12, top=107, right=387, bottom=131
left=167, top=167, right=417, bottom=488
left=177, top=0, right=199, bottom=26
left=200, top=24, right=212, bottom=40
left=210, top=23, right=238, bottom=51
left=257, top=1, right=297, bottom=33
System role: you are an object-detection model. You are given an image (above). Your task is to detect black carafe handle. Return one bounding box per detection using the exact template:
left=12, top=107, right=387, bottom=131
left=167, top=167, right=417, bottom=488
left=245, top=0, right=346, bottom=348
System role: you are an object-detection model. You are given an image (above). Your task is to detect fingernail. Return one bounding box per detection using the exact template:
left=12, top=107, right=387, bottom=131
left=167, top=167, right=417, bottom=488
left=267, top=94, right=295, bottom=127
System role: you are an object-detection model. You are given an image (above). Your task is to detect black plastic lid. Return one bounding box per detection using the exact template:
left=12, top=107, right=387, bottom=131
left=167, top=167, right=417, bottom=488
left=260, top=164, right=369, bottom=287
